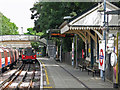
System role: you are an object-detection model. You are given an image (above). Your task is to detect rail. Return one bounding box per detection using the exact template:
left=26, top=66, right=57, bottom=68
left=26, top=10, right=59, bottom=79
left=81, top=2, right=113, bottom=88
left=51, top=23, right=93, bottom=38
left=0, top=63, right=23, bottom=88
left=2, top=64, right=25, bottom=89
left=16, top=64, right=30, bottom=89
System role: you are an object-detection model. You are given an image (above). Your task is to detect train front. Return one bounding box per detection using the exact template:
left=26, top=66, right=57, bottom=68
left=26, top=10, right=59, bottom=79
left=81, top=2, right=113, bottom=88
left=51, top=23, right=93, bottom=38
left=22, top=47, right=36, bottom=63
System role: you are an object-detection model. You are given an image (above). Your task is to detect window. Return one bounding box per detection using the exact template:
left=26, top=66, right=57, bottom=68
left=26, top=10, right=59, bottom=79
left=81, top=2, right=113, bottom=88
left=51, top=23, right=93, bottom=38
left=11, top=51, right=13, bottom=57
left=1, top=52, right=4, bottom=58
left=7, top=52, right=10, bottom=57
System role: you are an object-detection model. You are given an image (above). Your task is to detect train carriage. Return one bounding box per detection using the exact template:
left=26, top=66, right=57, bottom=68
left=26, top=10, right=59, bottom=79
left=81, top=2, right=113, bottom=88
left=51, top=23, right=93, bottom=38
left=0, top=47, right=20, bottom=73
left=22, top=47, right=36, bottom=63
left=0, top=48, right=5, bottom=69
left=14, top=49, right=19, bottom=62
left=6, top=48, right=16, bottom=69
left=4, top=49, right=10, bottom=66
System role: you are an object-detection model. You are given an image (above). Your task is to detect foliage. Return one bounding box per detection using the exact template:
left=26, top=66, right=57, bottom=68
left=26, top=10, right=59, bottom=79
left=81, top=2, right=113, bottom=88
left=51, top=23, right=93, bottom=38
left=62, top=37, right=72, bottom=53
left=24, top=27, right=44, bottom=50
left=31, top=42, right=40, bottom=51
left=30, top=2, right=96, bottom=33
left=0, top=12, right=18, bottom=35
left=24, top=28, right=44, bottom=36
left=30, top=2, right=96, bottom=52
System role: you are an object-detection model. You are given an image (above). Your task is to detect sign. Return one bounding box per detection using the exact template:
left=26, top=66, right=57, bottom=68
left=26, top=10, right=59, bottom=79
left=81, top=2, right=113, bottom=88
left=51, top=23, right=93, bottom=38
left=88, top=48, right=91, bottom=53
left=51, top=33, right=74, bottom=37
left=110, top=52, right=117, bottom=67
left=99, top=40, right=105, bottom=71
left=107, top=39, right=114, bottom=53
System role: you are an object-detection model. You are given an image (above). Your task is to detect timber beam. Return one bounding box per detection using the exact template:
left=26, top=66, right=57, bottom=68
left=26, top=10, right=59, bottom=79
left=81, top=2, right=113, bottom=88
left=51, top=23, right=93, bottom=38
left=66, top=31, right=86, bottom=42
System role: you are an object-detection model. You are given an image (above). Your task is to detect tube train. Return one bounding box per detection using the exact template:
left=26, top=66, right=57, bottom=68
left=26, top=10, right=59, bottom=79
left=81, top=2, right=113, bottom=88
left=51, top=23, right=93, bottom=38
left=22, top=47, right=36, bottom=63
left=0, top=47, right=19, bottom=73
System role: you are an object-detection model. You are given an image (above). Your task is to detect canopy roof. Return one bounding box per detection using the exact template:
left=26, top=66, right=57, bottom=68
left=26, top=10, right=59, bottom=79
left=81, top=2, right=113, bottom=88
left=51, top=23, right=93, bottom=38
left=60, top=1, right=120, bottom=34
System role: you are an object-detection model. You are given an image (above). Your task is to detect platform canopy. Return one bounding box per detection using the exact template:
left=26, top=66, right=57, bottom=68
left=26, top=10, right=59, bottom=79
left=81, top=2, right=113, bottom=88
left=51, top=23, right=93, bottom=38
left=60, top=1, right=120, bottom=42
left=0, top=35, right=47, bottom=48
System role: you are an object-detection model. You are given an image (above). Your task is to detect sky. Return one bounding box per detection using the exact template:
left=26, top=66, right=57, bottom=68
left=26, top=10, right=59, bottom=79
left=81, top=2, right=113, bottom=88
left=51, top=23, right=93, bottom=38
left=0, top=0, right=38, bottom=34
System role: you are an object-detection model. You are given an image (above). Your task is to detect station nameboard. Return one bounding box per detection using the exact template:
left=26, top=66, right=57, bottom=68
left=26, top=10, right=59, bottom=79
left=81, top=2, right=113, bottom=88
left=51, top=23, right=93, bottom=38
left=51, top=33, right=74, bottom=37
left=99, top=40, right=105, bottom=71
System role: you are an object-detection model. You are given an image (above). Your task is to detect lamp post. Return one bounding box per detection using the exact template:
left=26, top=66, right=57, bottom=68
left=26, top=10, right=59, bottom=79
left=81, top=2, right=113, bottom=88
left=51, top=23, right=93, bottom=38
left=102, top=0, right=106, bottom=82
left=46, top=29, right=50, bottom=57
left=76, top=34, right=78, bottom=68
left=98, top=0, right=106, bottom=81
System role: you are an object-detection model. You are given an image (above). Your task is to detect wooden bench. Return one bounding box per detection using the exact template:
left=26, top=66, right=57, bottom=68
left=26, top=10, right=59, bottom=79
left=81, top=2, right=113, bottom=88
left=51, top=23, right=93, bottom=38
left=78, top=60, right=100, bottom=77
left=93, top=63, right=100, bottom=76
left=78, top=59, right=87, bottom=71
left=78, top=60, right=84, bottom=71
left=78, top=64, right=83, bottom=71
left=78, top=60, right=91, bottom=71
left=86, top=67, right=95, bottom=77
left=86, top=63, right=100, bottom=77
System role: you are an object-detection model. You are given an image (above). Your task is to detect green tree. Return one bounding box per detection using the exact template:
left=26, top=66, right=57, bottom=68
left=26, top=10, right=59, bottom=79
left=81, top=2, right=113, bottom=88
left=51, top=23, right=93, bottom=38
left=0, top=12, right=18, bottom=35
left=24, top=27, right=44, bottom=51
left=24, top=28, right=44, bottom=36
left=30, top=2, right=96, bottom=33
left=30, top=2, right=96, bottom=52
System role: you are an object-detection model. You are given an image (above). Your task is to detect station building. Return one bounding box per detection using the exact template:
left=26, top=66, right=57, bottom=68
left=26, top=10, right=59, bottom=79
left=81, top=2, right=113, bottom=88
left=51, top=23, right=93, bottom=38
left=60, top=1, right=120, bottom=84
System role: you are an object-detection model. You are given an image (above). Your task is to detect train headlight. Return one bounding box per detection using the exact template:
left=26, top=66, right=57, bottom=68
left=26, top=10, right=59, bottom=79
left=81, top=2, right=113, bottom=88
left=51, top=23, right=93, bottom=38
left=23, top=56, right=26, bottom=57
left=33, top=55, right=35, bottom=57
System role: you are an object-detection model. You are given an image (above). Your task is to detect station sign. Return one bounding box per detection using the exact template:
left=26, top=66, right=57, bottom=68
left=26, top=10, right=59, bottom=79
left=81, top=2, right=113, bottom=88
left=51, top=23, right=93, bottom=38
left=118, top=36, right=120, bottom=50
left=107, top=39, right=114, bottom=53
left=51, top=33, right=74, bottom=37
left=99, top=40, right=105, bottom=71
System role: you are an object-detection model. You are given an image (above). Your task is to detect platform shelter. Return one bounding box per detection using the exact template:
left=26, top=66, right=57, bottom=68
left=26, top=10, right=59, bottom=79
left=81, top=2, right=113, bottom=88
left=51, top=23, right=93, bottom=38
left=60, top=1, right=119, bottom=81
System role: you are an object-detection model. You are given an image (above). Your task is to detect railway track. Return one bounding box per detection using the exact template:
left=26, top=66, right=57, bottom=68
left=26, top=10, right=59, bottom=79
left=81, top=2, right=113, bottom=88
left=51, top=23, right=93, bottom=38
left=1, top=64, right=25, bottom=89
left=0, top=63, right=23, bottom=89
left=16, top=64, right=30, bottom=89
left=0, top=60, right=41, bottom=89
left=17, top=63, right=36, bottom=89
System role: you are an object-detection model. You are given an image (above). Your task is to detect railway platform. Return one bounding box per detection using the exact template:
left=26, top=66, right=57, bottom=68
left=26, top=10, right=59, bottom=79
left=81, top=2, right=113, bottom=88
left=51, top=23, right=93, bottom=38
left=37, top=57, right=113, bottom=89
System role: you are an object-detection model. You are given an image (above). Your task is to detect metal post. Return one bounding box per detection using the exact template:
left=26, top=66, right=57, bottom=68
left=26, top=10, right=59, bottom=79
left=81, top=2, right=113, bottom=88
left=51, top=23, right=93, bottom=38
left=72, top=36, right=75, bottom=67
left=116, top=32, right=118, bottom=88
left=76, top=34, right=78, bottom=68
left=102, top=0, right=106, bottom=81
left=60, top=39, right=62, bottom=62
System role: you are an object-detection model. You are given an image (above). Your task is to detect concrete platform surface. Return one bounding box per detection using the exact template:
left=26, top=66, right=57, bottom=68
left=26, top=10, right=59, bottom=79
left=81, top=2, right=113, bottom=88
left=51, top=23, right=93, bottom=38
left=37, top=57, right=113, bottom=88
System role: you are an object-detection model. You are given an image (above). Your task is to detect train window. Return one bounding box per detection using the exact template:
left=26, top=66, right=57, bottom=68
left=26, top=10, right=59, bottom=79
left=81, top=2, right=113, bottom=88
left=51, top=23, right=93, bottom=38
left=23, top=50, right=26, bottom=54
left=23, top=48, right=35, bottom=56
left=10, top=51, right=13, bottom=57
left=15, top=52, right=16, bottom=58
left=7, top=52, right=10, bottom=57
left=1, top=52, right=4, bottom=58
left=32, top=50, right=35, bottom=54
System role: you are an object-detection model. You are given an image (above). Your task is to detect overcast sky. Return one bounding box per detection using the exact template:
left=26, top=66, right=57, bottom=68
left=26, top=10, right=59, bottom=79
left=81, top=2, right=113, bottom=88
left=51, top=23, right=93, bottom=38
left=0, top=0, right=38, bottom=34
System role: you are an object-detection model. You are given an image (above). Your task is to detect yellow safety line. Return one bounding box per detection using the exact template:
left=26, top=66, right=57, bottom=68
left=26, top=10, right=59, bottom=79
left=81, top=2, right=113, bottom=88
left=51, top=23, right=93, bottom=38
left=40, top=60, right=50, bottom=85
left=43, top=86, right=53, bottom=88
